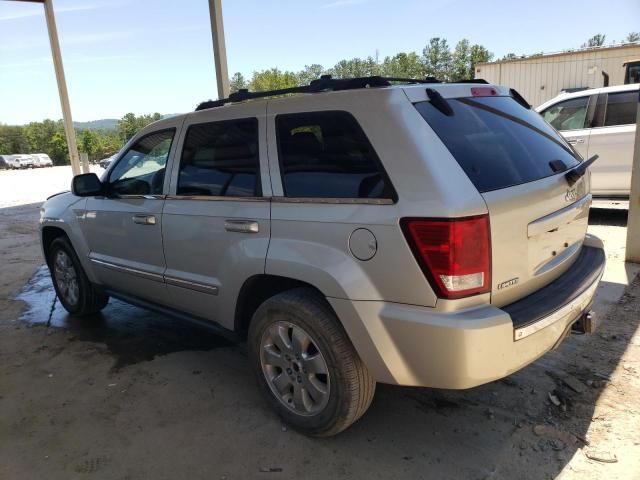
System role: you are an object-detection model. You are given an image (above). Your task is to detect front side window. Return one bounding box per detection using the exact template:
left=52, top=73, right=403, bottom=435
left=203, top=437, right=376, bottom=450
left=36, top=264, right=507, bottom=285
left=276, top=111, right=395, bottom=199
left=177, top=118, right=260, bottom=197
left=540, top=96, right=590, bottom=131
left=109, top=130, right=174, bottom=195
left=604, top=91, right=637, bottom=127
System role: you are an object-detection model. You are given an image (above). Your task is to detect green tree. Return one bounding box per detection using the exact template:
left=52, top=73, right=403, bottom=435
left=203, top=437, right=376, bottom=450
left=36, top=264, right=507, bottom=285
left=0, top=125, right=29, bottom=154
left=297, top=64, right=325, bottom=85
left=329, top=57, right=381, bottom=78
left=79, top=129, right=100, bottom=160
left=249, top=68, right=299, bottom=91
left=380, top=52, right=425, bottom=78
left=469, top=44, right=492, bottom=78
left=49, top=132, right=69, bottom=165
left=117, top=113, right=139, bottom=142
left=582, top=34, right=606, bottom=47
left=422, top=37, right=452, bottom=80
left=117, top=112, right=161, bottom=142
left=450, top=39, right=471, bottom=81
left=626, top=32, right=640, bottom=43
left=229, top=72, right=247, bottom=93
left=24, top=119, right=58, bottom=153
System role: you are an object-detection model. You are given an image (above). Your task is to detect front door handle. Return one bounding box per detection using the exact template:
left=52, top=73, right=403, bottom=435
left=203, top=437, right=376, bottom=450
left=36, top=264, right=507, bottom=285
left=224, top=219, right=259, bottom=233
left=567, top=138, right=585, bottom=145
left=132, top=214, right=156, bottom=225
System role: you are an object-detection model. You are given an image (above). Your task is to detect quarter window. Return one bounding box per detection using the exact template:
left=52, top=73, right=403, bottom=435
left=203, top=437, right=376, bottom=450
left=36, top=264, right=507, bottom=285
left=177, top=119, right=260, bottom=197
left=109, top=129, right=174, bottom=195
left=276, top=111, right=395, bottom=199
left=540, top=96, right=589, bottom=131
left=604, top=91, right=637, bottom=127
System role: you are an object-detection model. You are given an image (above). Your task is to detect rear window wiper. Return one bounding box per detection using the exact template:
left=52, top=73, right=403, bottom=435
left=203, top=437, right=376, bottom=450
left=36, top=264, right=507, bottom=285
left=426, top=88, right=454, bottom=116
left=565, top=154, right=598, bottom=186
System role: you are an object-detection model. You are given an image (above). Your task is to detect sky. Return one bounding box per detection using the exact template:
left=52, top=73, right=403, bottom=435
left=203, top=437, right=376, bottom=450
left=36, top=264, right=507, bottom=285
left=1, top=0, right=639, bottom=124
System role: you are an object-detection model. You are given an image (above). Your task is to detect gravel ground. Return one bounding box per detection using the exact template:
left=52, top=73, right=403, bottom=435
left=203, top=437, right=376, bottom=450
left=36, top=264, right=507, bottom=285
left=0, top=167, right=639, bottom=479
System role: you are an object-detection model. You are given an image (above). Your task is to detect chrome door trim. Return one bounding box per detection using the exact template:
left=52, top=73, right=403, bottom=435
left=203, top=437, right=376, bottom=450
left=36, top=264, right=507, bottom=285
left=165, top=195, right=269, bottom=202
left=89, top=257, right=164, bottom=283
left=164, top=276, right=219, bottom=295
left=272, top=196, right=395, bottom=205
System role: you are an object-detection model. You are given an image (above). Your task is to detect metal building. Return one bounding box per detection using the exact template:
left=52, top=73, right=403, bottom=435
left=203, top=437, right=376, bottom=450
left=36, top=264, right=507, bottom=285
left=475, top=43, right=640, bottom=108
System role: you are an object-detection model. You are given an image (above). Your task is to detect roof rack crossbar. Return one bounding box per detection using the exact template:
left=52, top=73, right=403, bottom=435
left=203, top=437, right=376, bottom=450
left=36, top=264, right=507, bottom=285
left=195, top=75, right=485, bottom=111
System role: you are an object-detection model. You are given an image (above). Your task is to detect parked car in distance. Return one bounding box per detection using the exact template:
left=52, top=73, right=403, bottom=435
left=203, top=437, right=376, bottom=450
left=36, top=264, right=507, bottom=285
left=11, top=154, right=35, bottom=169
left=31, top=153, right=54, bottom=167
left=99, top=155, right=115, bottom=169
left=537, top=83, right=639, bottom=199
left=40, top=76, right=605, bottom=436
left=0, top=155, right=11, bottom=170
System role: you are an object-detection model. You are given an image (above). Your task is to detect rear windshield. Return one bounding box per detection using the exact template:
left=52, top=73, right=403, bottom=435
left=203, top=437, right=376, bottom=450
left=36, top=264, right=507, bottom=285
left=415, top=96, right=581, bottom=193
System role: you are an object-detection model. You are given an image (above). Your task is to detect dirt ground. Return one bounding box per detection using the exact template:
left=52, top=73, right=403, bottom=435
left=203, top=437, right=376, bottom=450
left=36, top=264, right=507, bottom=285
left=1, top=168, right=639, bottom=479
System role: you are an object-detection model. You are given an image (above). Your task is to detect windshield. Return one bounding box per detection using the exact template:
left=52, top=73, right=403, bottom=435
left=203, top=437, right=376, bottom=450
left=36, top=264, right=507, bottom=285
left=415, top=96, right=581, bottom=193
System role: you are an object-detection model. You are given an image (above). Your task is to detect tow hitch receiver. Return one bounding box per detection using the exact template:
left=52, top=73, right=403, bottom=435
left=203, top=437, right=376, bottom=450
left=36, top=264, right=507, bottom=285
left=572, top=310, right=597, bottom=335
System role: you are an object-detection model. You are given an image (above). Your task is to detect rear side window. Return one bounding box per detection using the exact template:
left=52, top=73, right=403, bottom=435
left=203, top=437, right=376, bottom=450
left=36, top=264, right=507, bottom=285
left=604, top=91, right=637, bottom=127
left=540, top=96, right=589, bottom=131
left=415, top=96, right=581, bottom=193
left=276, top=111, right=395, bottom=199
left=178, top=118, right=260, bottom=197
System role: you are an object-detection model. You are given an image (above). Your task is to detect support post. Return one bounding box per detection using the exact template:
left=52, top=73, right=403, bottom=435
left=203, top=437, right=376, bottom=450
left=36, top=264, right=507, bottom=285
left=80, top=152, right=90, bottom=173
left=42, top=0, right=81, bottom=176
left=626, top=91, right=640, bottom=263
left=208, top=0, right=230, bottom=99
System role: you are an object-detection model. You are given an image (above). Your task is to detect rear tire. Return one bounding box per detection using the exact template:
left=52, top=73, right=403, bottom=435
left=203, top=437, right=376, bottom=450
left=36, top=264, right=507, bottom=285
left=48, top=237, right=109, bottom=315
left=248, top=288, right=375, bottom=437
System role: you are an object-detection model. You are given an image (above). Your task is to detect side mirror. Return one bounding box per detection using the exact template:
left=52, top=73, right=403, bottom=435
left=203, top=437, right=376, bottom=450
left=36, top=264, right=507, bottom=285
left=71, top=173, right=103, bottom=197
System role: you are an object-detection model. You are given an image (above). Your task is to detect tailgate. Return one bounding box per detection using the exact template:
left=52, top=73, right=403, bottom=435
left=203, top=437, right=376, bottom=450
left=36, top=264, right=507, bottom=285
left=412, top=89, right=590, bottom=306
left=482, top=175, right=590, bottom=306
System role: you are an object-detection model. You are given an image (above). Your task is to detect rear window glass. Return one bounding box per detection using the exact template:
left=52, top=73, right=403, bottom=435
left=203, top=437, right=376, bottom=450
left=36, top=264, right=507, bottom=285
left=415, top=96, right=581, bottom=193
left=604, top=91, right=637, bottom=126
left=276, top=111, right=395, bottom=199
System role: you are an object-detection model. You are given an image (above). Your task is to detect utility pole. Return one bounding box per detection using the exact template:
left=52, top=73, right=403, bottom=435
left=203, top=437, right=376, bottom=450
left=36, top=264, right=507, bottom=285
left=208, top=0, right=230, bottom=99
left=12, top=0, right=83, bottom=175
left=626, top=90, right=640, bottom=263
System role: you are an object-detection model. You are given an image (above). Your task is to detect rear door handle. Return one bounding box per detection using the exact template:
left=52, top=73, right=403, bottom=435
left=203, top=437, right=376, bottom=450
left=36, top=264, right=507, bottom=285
left=224, top=219, right=259, bottom=233
left=132, top=214, right=156, bottom=225
left=567, top=138, right=585, bottom=145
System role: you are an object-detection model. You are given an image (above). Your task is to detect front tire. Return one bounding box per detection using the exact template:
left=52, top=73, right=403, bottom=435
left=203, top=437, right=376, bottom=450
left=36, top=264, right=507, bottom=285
left=248, top=288, right=375, bottom=437
left=48, top=237, right=109, bottom=315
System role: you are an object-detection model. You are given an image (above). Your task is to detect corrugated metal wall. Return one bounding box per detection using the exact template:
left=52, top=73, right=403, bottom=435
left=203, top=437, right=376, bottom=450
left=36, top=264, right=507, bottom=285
left=475, top=45, right=640, bottom=107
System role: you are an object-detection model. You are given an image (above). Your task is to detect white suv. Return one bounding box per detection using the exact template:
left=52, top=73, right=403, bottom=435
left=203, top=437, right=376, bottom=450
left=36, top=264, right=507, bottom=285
left=537, top=84, right=638, bottom=199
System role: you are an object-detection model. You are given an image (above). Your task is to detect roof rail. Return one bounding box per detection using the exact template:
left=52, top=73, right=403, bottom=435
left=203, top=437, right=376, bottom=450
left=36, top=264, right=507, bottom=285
left=195, top=75, right=442, bottom=111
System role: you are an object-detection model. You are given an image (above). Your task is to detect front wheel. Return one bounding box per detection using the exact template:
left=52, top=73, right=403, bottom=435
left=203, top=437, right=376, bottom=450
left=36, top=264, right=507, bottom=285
left=48, top=237, right=109, bottom=315
left=248, top=288, right=375, bottom=437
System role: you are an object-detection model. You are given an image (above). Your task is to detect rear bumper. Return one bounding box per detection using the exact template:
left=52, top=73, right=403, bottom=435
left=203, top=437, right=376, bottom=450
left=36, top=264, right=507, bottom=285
left=330, top=242, right=605, bottom=389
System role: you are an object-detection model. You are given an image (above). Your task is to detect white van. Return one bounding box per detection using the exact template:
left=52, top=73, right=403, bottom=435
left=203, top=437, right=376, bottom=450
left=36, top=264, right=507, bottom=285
left=32, top=153, right=54, bottom=167
left=537, top=84, right=638, bottom=199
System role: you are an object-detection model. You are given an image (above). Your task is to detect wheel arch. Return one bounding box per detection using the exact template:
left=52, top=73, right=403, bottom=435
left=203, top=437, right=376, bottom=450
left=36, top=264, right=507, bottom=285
left=41, top=225, right=69, bottom=265
left=234, top=274, right=330, bottom=335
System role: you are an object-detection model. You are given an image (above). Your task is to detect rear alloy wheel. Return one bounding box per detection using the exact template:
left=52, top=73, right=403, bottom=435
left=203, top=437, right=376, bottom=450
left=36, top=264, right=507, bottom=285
left=48, top=237, right=109, bottom=315
left=260, top=321, right=330, bottom=416
left=249, top=288, right=376, bottom=437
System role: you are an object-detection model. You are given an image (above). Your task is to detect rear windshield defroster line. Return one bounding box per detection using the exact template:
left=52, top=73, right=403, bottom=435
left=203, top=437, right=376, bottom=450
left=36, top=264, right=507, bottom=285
left=415, top=96, right=582, bottom=193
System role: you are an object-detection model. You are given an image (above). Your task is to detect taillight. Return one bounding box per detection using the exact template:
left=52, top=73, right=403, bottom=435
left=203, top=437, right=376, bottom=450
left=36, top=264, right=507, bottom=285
left=401, top=215, right=491, bottom=299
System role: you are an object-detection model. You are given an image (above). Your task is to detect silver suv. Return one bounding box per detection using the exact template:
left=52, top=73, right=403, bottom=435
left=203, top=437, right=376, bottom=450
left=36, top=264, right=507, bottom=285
left=40, top=76, right=605, bottom=436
